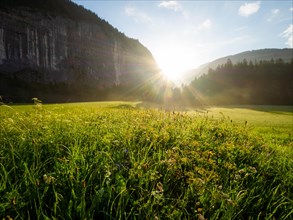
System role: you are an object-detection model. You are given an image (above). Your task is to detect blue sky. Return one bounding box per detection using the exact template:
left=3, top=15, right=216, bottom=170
left=72, top=0, right=292, bottom=78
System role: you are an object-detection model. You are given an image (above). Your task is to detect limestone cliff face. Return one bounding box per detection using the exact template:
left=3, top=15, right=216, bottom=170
left=0, top=3, right=159, bottom=91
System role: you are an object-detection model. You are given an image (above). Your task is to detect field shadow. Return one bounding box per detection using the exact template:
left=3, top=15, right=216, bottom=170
left=136, top=102, right=209, bottom=112
left=216, top=105, right=293, bottom=114
left=109, top=104, right=138, bottom=110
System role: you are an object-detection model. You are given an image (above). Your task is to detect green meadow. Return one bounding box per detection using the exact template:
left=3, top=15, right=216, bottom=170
left=0, top=102, right=292, bottom=219
left=194, top=105, right=293, bottom=143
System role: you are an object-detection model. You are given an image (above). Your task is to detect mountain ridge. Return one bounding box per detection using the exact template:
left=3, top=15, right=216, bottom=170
left=182, top=48, right=293, bottom=83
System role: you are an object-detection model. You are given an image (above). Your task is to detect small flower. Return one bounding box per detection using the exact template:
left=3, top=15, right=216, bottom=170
left=181, top=157, right=189, bottom=163
left=7, top=118, right=14, bottom=124
left=156, top=182, right=164, bottom=193
left=235, top=174, right=241, bottom=180
left=238, top=169, right=245, bottom=174
left=249, top=166, right=257, bottom=173
left=32, top=97, right=42, bottom=104
left=43, top=174, right=56, bottom=184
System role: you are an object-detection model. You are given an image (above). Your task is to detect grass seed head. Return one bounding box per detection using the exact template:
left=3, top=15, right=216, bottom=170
left=43, top=174, right=56, bottom=184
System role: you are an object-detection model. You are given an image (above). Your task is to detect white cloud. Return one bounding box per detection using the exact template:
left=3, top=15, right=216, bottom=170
left=158, top=1, right=181, bottom=12
left=238, top=1, right=260, bottom=17
left=290, top=8, right=293, bottom=11
left=280, top=24, right=293, bottom=48
left=158, top=1, right=189, bottom=18
left=124, top=6, right=152, bottom=23
left=199, top=19, right=212, bottom=30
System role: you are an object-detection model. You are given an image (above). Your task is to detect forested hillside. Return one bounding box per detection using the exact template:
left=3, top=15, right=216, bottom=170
left=182, top=49, right=293, bottom=83
left=181, top=58, right=293, bottom=105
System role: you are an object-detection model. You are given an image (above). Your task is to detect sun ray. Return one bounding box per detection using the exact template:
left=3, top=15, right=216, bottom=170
left=154, top=44, right=194, bottom=85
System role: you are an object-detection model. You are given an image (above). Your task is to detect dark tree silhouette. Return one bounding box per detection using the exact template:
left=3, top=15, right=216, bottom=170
left=184, top=58, right=293, bottom=105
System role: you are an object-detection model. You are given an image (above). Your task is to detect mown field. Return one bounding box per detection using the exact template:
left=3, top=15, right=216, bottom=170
left=0, top=101, right=292, bottom=219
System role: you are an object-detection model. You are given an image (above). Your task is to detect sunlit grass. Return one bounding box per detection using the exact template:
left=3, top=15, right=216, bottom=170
left=201, top=106, right=293, bottom=126
left=193, top=106, right=293, bottom=145
left=0, top=102, right=292, bottom=219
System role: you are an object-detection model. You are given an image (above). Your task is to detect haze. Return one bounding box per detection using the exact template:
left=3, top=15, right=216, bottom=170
left=74, top=1, right=292, bottom=81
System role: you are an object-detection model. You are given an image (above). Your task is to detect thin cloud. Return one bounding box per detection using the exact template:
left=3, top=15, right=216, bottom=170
left=267, top=9, right=280, bottom=22
left=196, top=35, right=249, bottom=50
left=290, top=8, right=293, bottom=11
left=238, top=1, right=260, bottom=17
left=218, top=36, right=250, bottom=47
left=272, top=9, right=280, bottom=15
left=280, top=24, right=293, bottom=48
left=124, top=6, right=152, bottom=23
left=199, top=19, right=212, bottom=30
left=234, top=26, right=248, bottom=32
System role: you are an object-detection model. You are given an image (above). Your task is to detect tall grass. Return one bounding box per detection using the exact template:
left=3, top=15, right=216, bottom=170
left=0, top=102, right=292, bottom=219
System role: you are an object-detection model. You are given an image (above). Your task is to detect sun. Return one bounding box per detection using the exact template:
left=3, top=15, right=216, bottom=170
left=160, top=64, right=182, bottom=83
left=153, top=45, right=194, bottom=84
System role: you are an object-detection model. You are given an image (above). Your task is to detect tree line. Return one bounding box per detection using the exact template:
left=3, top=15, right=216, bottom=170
left=1, top=58, right=292, bottom=105
left=179, top=58, right=293, bottom=105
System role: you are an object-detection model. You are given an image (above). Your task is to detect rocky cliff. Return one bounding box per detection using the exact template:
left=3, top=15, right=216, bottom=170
left=0, top=0, right=160, bottom=102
